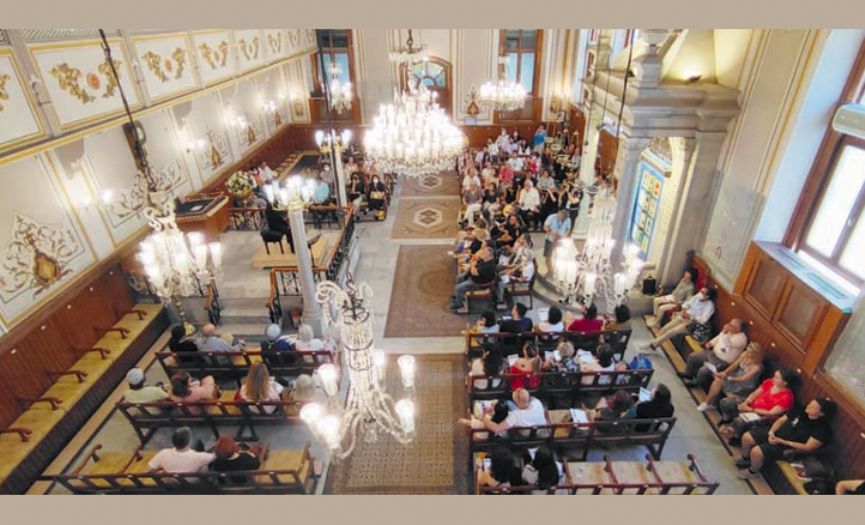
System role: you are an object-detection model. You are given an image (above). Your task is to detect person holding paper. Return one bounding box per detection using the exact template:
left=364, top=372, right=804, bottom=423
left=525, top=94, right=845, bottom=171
left=681, top=318, right=749, bottom=389
left=699, top=343, right=764, bottom=414
left=719, top=368, right=797, bottom=445
left=639, top=288, right=716, bottom=352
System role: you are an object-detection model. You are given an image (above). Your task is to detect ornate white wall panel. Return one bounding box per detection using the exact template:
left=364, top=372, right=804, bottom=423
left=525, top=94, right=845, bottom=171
left=0, top=49, right=46, bottom=149
left=253, top=67, right=289, bottom=134
left=131, top=32, right=200, bottom=103
left=220, top=79, right=267, bottom=158
left=0, top=154, right=96, bottom=325
left=263, top=29, right=287, bottom=62
left=28, top=38, right=140, bottom=130
left=191, top=30, right=237, bottom=86
left=234, top=30, right=266, bottom=73
left=172, top=91, right=233, bottom=184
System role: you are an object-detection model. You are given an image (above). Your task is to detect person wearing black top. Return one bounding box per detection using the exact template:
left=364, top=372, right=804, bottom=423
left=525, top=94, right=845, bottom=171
left=633, top=383, right=675, bottom=432
left=499, top=302, right=534, bottom=333
left=737, top=398, right=836, bottom=478
left=836, top=478, right=865, bottom=494
left=168, top=324, right=201, bottom=366
left=210, top=436, right=262, bottom=484
left=451, top=246, right=497, bottom=311
left=264, top=201, right=294, bottom=253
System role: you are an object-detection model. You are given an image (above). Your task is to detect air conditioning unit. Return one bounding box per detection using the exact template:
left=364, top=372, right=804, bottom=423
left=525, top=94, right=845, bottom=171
left=832, top=103, right=865, bottom=140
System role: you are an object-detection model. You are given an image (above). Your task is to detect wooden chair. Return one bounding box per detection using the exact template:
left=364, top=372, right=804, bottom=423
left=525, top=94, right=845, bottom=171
left=260, top=230, right=286, bottom=255
left=507, top=272, right=536, bottom=309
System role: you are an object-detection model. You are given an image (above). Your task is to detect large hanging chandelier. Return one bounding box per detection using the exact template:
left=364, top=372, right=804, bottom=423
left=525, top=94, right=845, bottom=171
left=476, top=57, right=527, bottom=112
left=553, top=187, right=643, bottom=312
left=364, top=80, right=465, bottom=178
left=388, top=29, right=428, bottom=66
left=299, top=279, right=416, bottom=460
left=97, top=30, right=222, bottom=330
left=327, top=62, right=353, bottom=114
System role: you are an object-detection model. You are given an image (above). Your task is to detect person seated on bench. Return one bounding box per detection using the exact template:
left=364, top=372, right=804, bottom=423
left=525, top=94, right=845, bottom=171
left=367, top=174, right=388, bottom=215
left=578, top=344, right=619, bottom=386
left=450, top=246, right=496, bottom=312
left=647, top=268, right=696, bottom=328
left=287, top=374, right=328, bottom=405
left=537, top=306, right=564, bottom=333
left=836, top=478, right=865, bottom=495
left=541, top=341, right=579, bottom=373
left=698, top=343, right=763, bottom=414
left=124, top=367, right=169, bottom=404
left=239, top=362, right=285, bottom=414
left=201, top=323, right=245, bottom=353
left=680, top=318, right=749, bottom=389
left=736, top=398, right=836, bottom=479
left=567, top=303, right=604, bottom=332
left=719, top=368, right=797, bottom=445
left=148, top=426, right=214, bottom=474
left=469, top=344, right=505, bottom=390
left=588, top=389, right=635, bottom=426
left=261, top=323, right=297, bottom=367
left=294, top=324, right=324, bottom=352
left=508, top=341, right=542, bottom=391
left=496, top=243, right=535, bottom=306
left=640, top=288, right=716, bottom=352
left=520, top=445, right=565, bottom=493
left=481, top=388, right=546, bottom=434
left=169, top=371, right=218, bottom=410
left=499, top=303, right=532, bottom=333
left=211, top=435, right=262, bottom=484
left=604, top=304, right=632, bottom=332
left=168, top=324, right=200, bottom=364
left=629, top=383, right=674, bottom=431
left=477, top=446, right=523, bottom=489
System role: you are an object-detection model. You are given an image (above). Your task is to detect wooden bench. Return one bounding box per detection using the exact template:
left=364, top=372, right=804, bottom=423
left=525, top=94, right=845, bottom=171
left=465, top=329, right=632, bottom=362
left=116, top=392, right=307, bottom=444
left=468, top=416, right=677, bottom=461
left=155, top=348, right=338, bottom=384
left=467, top=369, right=654, bottom=402
left=0, top=302, right=166, bottom=494
left=474, top=453, right=718, bottom=495
left=50, top=442, right=316, bottom=495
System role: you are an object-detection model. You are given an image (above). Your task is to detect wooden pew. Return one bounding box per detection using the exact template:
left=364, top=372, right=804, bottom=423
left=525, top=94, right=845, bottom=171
left=50, top=442, right=316, bottom=495
left=467, top=369, right=654, bottom=402
left=116, top=394, right=307, bottom=444
left=464, top=330, right=632, bottom=362
left=468, top=417, right=677, bottom=461
left=155, top=348, right=338, bottom=384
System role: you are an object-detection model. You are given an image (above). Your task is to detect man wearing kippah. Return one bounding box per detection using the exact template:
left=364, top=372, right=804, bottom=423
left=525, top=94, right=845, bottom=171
left=123, top=367, right=169, bottom=404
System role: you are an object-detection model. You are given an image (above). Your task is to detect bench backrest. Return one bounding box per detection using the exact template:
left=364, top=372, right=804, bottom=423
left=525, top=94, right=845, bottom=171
left=117, top=398, right=307, bottom=426
left=468, top=369, right=654, bottom=399
left=466, top=330, right=632, bottom=361
left=156, top=349, right=336, bottom=380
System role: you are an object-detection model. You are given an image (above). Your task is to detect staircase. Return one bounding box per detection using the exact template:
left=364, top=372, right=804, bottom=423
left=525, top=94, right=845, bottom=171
left=216, top=296, right=297, bottom=343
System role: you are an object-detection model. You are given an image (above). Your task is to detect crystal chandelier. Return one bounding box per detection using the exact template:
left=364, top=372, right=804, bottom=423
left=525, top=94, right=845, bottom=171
left=327, top=63, right=353, bottom=114
left=97, top=30, right=222, bottom=329
left=388, top=29, right=428, bottom=65
left=476, top=57, right=527, bottom=112
left=300, top=279, right=416, bottom=460
left=553, top=187, right=643, bottom=312
left=364, top=80, right=465, bottom=178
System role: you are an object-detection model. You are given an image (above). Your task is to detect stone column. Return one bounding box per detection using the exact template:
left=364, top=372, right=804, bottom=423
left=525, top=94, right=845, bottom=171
left=656, top=131, right=727, bottom=286
left=288, top=206, right=325, bottom=337
left=578, top=30, right=613, bottom=185
left=609, top=134, right=652, bottom=270
left=332, top=134, right=348, bottom=208
left=655, top=137, right=696, bottom=286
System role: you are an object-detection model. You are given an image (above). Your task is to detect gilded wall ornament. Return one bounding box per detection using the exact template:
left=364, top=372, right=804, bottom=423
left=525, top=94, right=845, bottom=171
left=104, top=161, right=184, bottom=221
left=97, top=58, right=121, bottom=98
left=288, top=29, right=301, bottom=48
left=239, top=36, right=261, bottom=62
left=0, top=73, right=10, bottom=111
left=267, top=33, right=282, bottom=55
left=49, top=63, right=96, bottom=104
left=142, top=51, right=169, bottom=82
left=199, top=41, right=230, bottom=70
left=0, top=212, right=81, bottom=299
left=171, top=47, right=186, bottom=79
left=142, top=48, right=186, bottom=83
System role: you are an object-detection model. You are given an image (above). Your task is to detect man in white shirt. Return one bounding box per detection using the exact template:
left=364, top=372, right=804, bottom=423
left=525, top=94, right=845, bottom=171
left=681, top=318, right=748, bottom=388
left=543, top=209, right=571, bottom=276
left=482, top=388, right=547, bottom=432
left=640, top=288, right=717, bottom=352
left=148, top=427, right=214, bottom=473
left=518, top=179, right=541, bottom=230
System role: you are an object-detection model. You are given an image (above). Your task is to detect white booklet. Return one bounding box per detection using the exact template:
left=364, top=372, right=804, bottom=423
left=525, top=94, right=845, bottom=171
left=545, top=351, right=561, bottom=362
left=507, top=354, right=519, bottom=367
left=740, top=412, right=761, bottom=423
left=639, top=387, right=652, bottom=403
left=570, top=408, right=590, bottom=424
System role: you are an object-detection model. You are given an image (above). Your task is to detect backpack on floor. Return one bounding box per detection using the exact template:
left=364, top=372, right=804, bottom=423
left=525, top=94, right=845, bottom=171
left=629, top=354, right=653, bottom=371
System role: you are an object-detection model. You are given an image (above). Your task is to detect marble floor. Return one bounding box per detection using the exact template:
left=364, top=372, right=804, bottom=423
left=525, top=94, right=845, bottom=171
left=45, top=174, right=753, bottom=495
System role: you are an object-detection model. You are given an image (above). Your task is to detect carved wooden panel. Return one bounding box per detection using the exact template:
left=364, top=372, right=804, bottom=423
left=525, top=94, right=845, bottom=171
left=774, top=280, right=826, bottom=350
left=743, top=255, right=786, bottom=319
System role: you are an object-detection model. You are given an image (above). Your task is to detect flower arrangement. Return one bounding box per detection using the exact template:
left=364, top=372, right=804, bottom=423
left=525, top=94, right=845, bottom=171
left=226, top=171, right=253, bottom=198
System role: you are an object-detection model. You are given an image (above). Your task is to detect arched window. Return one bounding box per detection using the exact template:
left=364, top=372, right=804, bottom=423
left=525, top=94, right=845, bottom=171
left=401, top=57, right=452, bottom=115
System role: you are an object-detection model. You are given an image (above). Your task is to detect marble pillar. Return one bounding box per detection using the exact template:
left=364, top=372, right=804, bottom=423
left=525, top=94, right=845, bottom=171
left=332, top=139, right=348, bottom=208
left=288, top=206, right=325, bottom=337
left=609, top=134, right=652, bottom=270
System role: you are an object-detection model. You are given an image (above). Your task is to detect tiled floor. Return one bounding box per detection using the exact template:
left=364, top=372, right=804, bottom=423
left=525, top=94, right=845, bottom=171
left=48, top=175, right=753, bottom=495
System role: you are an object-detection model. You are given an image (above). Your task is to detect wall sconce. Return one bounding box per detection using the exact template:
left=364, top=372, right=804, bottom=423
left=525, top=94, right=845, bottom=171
left=100, top=189, right=114, bottom=205
left=262, top=100, right=277, bottom=113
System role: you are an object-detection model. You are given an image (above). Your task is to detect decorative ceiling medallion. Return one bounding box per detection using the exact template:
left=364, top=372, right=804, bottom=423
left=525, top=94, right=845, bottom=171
left=0, top=212, right=81, bottom=299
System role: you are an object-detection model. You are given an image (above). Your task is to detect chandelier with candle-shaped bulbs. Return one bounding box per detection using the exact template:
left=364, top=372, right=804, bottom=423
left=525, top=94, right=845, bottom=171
left=299, top=279, right=416, bottom=460
left=363, top=79, right=465, bottom=178
left=476, top=56, right=528, bottom=112
left=553, top=187, right=643, bottom=312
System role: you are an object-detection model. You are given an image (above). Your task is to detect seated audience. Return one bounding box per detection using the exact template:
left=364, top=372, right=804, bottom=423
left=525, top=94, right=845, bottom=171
left=630, top=383, right=675, bottom=431
left=169, top=370, right=218, bottom=408
left=719, top=368, right=797, bottom=443
left=168, top=324, right=199, bottom=354
left=640, top=287, right=716, bottom=352
left=736, top=398, right=836, bottom=479
left=367, top=174, right=388, bottom=214
left=476, top=446, right=523, bottom=489
left=200, top=323, right=245, bottom=353
left=450, top=246, right=496, bottom=312
left=679, top=318, right=748, bottom=388
left=210, top=435, right=262, bottom=483
left=148, top=426, right=214, bottom=473
left=239, top=362, right=284, bottom=413
left=469, top=344, right=505, bottom=391
left=521, top=445, right=565, bottom=493
left=578, top=344, right=620, bottom=386
left=590, top=389, right=635, bottom=425
left=541, top=341, right=578, bottom=373
left=124, top=367, right=169, bottom=404
left=567, top=303, right=604, bottom=332
left=508, top=341, right=542, bottom=391
left=481, top=388, right=546, bottom=433
left=648, top=268, right=697, bottom=327
left=294, top=323, right=324, bottom=352
left=537, top=306, right=564, bottom=333
left=699, top=343, right=763, bottom=413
